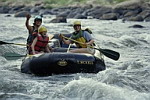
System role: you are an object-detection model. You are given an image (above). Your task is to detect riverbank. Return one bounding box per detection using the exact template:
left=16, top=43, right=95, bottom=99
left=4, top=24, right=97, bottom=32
left=0, top=0, right=130, bottom=7
left=0, top=0, right=150, bottom=22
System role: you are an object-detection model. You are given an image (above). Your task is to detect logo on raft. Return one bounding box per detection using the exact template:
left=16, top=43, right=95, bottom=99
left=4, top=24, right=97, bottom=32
left=77, top=61, right=94, bottom=65
left=57, top=59, right=94, bottom=66
left=57, top=60, right=68, bottom=66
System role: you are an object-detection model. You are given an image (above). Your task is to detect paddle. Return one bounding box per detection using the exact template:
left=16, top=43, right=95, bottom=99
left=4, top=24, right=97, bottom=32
left=0, top=41, right=27, bottom=46
left=61, top=35, right=120, bottom=61
left=0, top=34, right=54, bottom=46
left=2, top=52, right=26, bottom=60
left=93, top=48, right=120, bottom=61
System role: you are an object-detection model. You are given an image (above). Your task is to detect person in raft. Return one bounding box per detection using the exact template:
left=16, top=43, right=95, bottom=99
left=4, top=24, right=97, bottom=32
left=25, top=14, right=42, bottom=54
left=59, top=21, right=95, bottom=55
left=30, top=26, right=51, bottom=55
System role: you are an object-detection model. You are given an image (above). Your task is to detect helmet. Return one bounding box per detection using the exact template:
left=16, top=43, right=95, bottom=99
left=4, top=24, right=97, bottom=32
left=73, top=21, right=81, bottom=26
left=34, top=15, right=42, bottom=22
left=39, top=26, right=47, bottom=33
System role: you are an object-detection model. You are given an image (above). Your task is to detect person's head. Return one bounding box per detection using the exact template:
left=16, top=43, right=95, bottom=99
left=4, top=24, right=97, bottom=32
left=34, top=15, right=42, bottom=27
left=73, top=21, right=81, bottom=32
left=38, top=26, right=47, bottom=37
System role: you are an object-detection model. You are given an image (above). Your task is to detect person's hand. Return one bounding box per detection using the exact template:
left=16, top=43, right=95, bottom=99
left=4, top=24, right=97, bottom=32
left=82, top=43, right=87, bottom=47
left=49, top=46, right=53, bottom=52
left=26, top=13, right=31, bottom=20
left=86, top=43, right=90, bottom=45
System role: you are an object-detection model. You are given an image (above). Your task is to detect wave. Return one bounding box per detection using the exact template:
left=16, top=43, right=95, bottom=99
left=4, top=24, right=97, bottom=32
left=51, top=77, right=150, bottom=100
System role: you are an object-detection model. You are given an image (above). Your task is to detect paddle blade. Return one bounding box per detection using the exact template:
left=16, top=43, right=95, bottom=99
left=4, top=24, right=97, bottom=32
left=0, top=41, right=26, bottom=46
left=95, top=48, right=120, bottom=60
left=101, top=49, right=120, bottom=60
left=2, top=52, right=26, bottom=60
left=0, top=41, right=12, bottom=45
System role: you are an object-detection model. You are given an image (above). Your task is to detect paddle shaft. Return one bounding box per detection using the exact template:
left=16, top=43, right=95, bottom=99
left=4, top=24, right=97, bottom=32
left=62, top=35, right=87, bottom=45
left=62, top=35, right=120, bottom=60
left=0, top=34, right=54, bottom=46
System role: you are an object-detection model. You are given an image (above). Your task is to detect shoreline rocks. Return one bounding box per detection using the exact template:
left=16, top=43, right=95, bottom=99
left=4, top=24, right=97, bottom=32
left=0, top=1, right=150, bottom=22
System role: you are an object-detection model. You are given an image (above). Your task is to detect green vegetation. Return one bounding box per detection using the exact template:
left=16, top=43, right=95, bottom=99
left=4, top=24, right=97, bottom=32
left=44, top=0, right=89, bottom=8
left=0, top=0, right=9, bottom=1
left=0, top=0, right=150, bottom=7
left=114, top=0, right=127, bottom=3
left=44, top=0, right=129, bottom=7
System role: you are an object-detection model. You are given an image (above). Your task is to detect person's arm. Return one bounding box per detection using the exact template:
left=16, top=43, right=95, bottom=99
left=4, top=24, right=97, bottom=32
left=83, top=31, right=94, bottom=45
left=31, top=37, right=37, bottom=55
left=62, top=38, right=71, bottom=44
left=45, top=44, right=51, bottom=53
left=86, top=39, right=94, bottom=45
left=25, top=14, right=33, bottom=31
left=59, top=34, right=71, bottom=44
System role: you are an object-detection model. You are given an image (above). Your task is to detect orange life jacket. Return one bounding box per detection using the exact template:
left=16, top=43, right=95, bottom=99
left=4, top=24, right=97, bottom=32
left=34, top=34, right=49, bottom=52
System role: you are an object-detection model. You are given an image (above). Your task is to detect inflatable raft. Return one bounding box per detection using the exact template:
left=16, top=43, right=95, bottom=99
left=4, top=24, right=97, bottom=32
left=21, top=34, right=106, bottom=76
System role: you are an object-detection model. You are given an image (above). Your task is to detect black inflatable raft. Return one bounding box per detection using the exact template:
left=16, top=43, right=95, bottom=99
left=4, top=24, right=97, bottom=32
left=21, top=52, right=105, bottom=76
left=21, top=34, right=106, bottom=76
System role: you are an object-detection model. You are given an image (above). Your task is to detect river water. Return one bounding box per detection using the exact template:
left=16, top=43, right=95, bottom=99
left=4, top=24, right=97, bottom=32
left=0, top=14, right=150, bottom=100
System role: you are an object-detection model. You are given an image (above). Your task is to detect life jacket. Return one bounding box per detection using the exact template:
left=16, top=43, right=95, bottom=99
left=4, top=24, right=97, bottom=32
left=71, top=30, right=93, bottom=48
left=34, top=34, right=49, bottom=52
left=27, top=26, right=38, bottom=44
left=84, top=28, right=92, bottom=34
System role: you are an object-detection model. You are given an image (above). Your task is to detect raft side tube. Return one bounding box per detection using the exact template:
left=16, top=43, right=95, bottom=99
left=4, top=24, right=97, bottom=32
left=29, top=53, right=102, bottom=76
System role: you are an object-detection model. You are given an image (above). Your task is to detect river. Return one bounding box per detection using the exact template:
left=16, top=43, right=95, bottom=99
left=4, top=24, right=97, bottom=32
left=0, top=14, right=150, bottom=100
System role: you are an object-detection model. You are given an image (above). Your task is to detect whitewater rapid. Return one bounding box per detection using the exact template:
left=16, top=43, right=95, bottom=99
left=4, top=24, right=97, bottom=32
left=0, top=14, right=150, bottom=100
